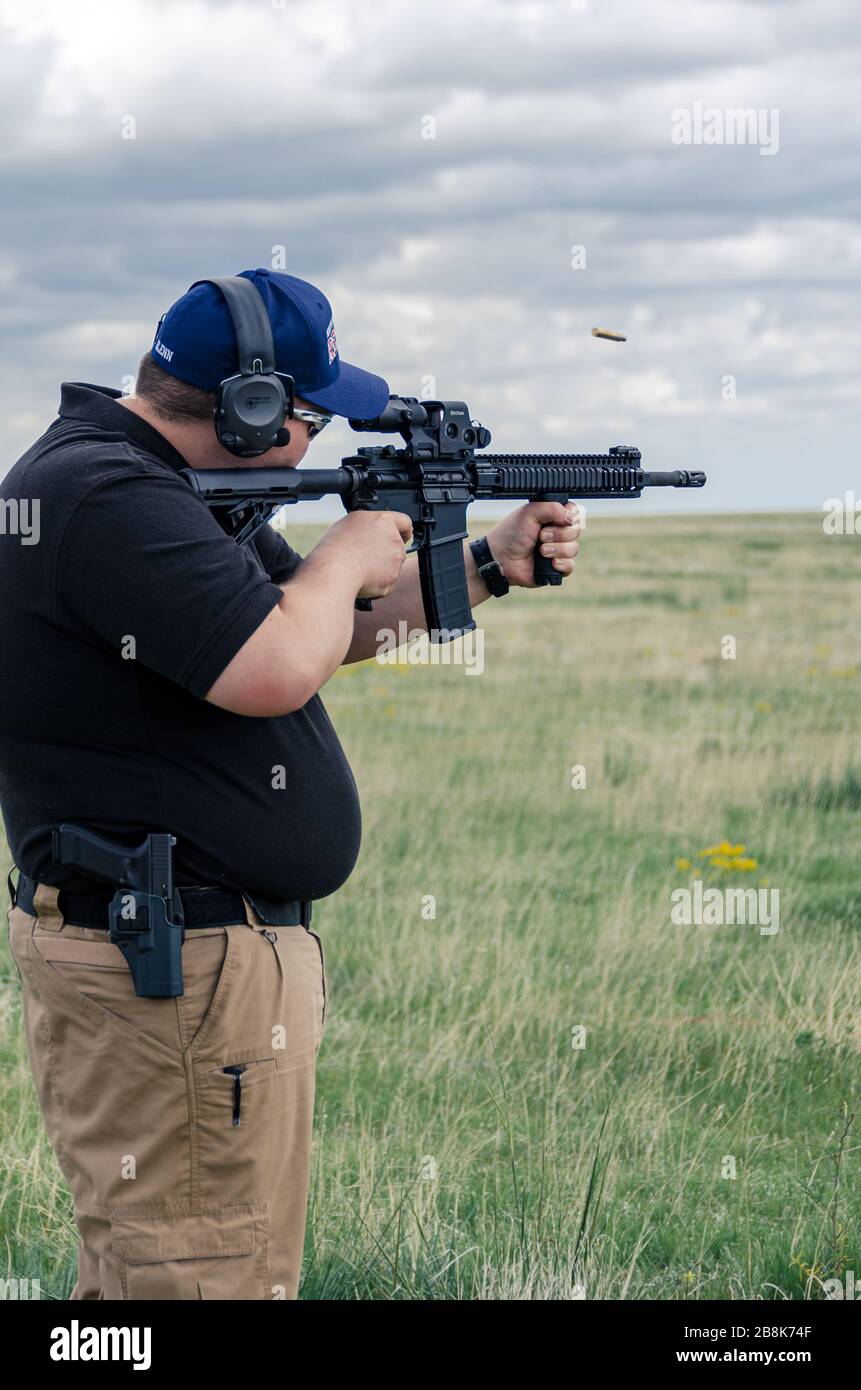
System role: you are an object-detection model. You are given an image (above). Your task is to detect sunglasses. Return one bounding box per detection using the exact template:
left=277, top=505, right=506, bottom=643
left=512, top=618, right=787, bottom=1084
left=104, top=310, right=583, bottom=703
left=291, top=406, right=333, bottom=439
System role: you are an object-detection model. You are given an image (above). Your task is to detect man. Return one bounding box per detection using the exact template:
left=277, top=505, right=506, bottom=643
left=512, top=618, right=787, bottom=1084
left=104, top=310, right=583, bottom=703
left=0, top=268, right=580, bottom=1300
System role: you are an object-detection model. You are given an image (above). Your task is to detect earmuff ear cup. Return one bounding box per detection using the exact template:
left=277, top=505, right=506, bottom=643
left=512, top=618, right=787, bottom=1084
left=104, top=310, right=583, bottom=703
left=198, top=276, right=296, bottom=457
left=215, top=372, right=290, bottom=457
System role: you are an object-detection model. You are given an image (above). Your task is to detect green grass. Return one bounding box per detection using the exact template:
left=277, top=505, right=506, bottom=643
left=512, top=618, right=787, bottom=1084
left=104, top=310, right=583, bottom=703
left=2, top=511, right=860, bottom=1299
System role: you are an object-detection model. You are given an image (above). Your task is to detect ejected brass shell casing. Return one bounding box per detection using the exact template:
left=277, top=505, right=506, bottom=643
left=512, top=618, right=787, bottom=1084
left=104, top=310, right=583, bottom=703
left=591, top=327, right=627, bottom=342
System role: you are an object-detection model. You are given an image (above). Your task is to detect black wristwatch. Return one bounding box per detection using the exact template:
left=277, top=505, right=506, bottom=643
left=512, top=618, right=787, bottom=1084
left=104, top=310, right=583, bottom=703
left=470, top=535, right=510, bottom=597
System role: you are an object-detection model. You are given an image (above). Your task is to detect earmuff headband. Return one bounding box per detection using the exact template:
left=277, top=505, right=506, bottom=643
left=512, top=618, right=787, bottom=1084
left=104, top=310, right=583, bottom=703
left=200, top=276, right=277, bottom=376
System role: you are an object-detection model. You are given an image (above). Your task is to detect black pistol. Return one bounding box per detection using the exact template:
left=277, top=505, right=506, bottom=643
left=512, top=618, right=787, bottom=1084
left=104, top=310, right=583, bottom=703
left=52, top=825, right=185, bottom=998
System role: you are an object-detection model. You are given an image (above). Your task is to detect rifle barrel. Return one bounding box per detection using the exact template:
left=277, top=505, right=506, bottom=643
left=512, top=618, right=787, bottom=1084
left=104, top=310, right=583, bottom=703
left=641, top=471, right=706, bottom=488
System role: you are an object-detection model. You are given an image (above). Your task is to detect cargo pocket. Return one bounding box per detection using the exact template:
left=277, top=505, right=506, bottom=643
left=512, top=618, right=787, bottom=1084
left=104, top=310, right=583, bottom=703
left=110, top=1207, right=270, bottom=1300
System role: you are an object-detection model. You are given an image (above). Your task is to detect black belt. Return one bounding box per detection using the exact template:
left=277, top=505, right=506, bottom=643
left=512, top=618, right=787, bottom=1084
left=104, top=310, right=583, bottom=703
left=12, top=873, right=312, bottom=930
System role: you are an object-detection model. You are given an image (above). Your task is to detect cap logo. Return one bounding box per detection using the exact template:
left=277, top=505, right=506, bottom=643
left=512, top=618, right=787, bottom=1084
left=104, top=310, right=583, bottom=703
left=154, top=337, right=174, bottom=363
left=326, top=316, right=338, bottom=365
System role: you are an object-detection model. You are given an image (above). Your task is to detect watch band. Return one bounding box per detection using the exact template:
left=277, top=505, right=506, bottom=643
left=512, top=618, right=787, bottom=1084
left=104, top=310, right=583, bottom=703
left=470, top=535, right=510, bottom=597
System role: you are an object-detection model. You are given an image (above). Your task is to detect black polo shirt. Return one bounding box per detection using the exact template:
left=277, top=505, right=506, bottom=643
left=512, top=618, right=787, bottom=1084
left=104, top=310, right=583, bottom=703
left=0, top=383, right=361, bottom=901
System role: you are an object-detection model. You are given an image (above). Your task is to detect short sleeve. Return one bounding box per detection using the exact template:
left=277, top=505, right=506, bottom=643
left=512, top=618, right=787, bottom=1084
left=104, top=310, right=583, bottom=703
left=56, top=469, right=286, bottom=699
left=251, top=522, right=303, bottom=583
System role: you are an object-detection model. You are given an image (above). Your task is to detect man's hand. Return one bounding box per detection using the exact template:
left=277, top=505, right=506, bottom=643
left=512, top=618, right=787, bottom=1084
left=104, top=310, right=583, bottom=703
left=317, top=509, right=413, bottom=599
left=483, top=501, right=581, bottom=588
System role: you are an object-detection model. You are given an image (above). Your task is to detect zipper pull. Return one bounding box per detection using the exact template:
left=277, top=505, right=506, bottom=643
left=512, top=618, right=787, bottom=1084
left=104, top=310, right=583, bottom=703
left=223, top=1064, right=246, bottom=1126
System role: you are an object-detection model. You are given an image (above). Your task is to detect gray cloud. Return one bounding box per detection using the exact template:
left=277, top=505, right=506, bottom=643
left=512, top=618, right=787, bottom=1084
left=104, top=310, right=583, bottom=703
left=1, top=0, right=859, bottom=512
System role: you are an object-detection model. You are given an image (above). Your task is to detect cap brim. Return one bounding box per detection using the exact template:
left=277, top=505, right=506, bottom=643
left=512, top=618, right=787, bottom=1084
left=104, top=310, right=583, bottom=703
left=296, top=359, right=390, bottom=421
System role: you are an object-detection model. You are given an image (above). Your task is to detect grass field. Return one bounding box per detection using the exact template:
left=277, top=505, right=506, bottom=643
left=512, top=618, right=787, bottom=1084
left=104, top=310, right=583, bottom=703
left=2, top=511, right=859, bottom=1300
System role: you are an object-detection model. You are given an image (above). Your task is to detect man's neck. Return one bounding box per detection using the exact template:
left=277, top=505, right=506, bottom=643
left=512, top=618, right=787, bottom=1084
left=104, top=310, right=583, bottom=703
left=118, top=395, right=238, bottom=470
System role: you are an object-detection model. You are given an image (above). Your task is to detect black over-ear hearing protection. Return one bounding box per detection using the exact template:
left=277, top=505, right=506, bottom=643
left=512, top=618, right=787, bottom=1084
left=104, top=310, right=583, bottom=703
left=193, top=276, right=295, bottom=458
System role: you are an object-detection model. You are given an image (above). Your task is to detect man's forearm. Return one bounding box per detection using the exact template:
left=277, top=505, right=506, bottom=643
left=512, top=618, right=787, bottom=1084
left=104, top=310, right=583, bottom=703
left=342, top=539, right=491, bottom=664
left=208, top=543, right=361, bottom=717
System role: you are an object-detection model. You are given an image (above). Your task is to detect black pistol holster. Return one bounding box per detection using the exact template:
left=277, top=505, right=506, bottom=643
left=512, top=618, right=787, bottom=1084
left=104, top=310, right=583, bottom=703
left=52, top=824, right=185, bottom=998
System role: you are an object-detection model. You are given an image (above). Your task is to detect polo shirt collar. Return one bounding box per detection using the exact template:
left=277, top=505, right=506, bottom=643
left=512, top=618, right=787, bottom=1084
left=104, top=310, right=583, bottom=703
left=58, top=382, right=191, bottom=474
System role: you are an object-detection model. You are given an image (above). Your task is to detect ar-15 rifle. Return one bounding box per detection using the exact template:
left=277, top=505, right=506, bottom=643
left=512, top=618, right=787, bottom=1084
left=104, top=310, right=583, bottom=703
left=180, top=396, right=706, bottom=639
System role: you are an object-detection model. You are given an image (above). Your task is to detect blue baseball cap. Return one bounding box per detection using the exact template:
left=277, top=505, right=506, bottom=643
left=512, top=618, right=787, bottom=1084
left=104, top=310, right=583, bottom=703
left=150, top=268, right=390, bottom=420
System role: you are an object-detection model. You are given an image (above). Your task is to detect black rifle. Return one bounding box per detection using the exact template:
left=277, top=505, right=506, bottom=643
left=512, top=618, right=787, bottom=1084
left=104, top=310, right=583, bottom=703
left=180, top=396, right=706, bottom=638
left=52, top=825, right=185, bottom=998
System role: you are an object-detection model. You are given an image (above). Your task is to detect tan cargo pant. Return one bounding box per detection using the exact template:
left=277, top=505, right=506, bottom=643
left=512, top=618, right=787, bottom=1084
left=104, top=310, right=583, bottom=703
left=7, top=882, right=328, bottom=1301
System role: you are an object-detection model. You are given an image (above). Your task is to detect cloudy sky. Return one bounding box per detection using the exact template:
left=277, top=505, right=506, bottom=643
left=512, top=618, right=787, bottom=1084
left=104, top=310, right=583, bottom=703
left=1, top=0, right=858, bottom=512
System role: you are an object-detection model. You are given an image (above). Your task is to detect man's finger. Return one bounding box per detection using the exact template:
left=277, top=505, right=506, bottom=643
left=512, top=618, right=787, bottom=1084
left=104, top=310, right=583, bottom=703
left=540, top=523, right=581, bottom=543
left=540, top=540, right=580, bottom=559
left=390, top=510, right=414, bottom=543
left=528, top=500, right=574, bottom=527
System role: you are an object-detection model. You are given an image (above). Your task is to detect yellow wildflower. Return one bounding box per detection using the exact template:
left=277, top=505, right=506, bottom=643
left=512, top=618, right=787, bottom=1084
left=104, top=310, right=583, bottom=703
left=698, top=842, right=758, bottom=871
left=699, top=840, right=744, bottom=858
